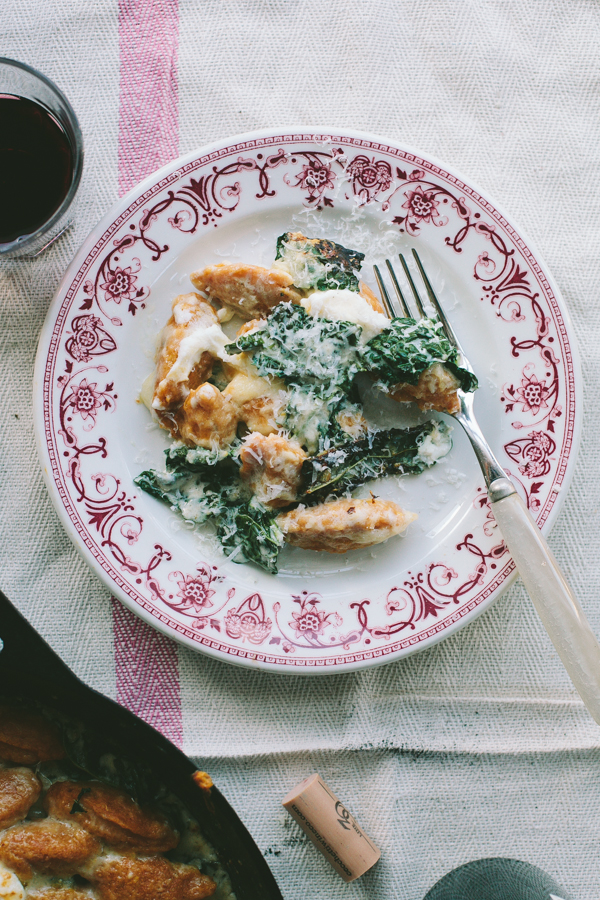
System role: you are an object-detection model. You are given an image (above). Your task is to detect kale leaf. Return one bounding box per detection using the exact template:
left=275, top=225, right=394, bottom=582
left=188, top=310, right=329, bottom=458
left=134, top=467, right=229, bottom=524
left=360, top=316, right=478, bottom=392
left=134, top=446, right=241, bottom=526
left=216, top=498, right=284, bottom=574
left=274, top=231, right=365, bottom=292
left=134, top=469, right=179, bottom=503
left=135, top=449, right=283, bottom=572
left=227, top=302, right=362, bottom=391
left=164, top=442, right=239, bottom=479
left=300, top=421, right=452, bottom=500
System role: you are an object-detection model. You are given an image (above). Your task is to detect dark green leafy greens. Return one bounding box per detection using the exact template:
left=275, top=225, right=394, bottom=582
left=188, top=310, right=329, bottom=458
left=361, top=316, right=478, bottom=392
left=300, top=421, right=452, bottom=500
left=227, top=302, right=365, bottom=452
left=274, top=232, right=365, bottom=291
left=227, top=302, right=362, bottom=390
left=215, top=497, right=284, bottom=572
left=230, top=306, right=477, bottom=399
left=134, top=467, right=232, bottom=524
left=163, top=443, right=239, bottom=477
left=135, top=444, right=240, bottom=523
left=135, top=447, right=283, bottom=573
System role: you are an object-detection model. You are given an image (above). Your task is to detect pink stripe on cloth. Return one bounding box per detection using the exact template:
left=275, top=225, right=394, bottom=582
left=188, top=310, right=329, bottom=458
left=112, top=601, right=183, bottom=747
left=114, top=0, right=183, bottom=747
left=118, top=0, right=180, bottom=197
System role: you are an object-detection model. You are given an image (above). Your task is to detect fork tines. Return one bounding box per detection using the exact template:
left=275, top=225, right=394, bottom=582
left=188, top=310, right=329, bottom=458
left=374, top=250, right=461, bottom=352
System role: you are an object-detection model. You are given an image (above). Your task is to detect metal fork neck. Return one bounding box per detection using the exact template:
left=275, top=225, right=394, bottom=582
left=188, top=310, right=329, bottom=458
left=454, top=399, right=516, bottom=503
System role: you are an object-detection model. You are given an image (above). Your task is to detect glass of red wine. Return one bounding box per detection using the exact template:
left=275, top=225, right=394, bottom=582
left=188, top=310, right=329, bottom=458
left=0, top=58, right=83, bottom=257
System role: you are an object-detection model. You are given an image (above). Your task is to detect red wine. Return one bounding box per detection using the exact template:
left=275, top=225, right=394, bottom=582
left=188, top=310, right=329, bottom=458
left=0, top=94, right=74, bottom=244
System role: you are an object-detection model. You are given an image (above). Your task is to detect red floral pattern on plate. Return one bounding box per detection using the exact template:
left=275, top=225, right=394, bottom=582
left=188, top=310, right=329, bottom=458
left=66, top=315, right=117, bottom=362
left=35, top=131, right=579, bottom=672
left=346, top=154, right=393, bottom=203
left=401, top=185, right=447, bottom=226
left=225, top=594, right=272, bottom=645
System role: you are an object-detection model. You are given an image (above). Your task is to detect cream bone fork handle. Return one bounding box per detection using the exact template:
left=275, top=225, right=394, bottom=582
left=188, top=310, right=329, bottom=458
left=375, top=250, right=600, bottom=727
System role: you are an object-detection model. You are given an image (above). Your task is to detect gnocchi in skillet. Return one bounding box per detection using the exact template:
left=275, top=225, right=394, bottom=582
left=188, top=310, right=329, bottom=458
left=0, top=709, right=230, bottom=900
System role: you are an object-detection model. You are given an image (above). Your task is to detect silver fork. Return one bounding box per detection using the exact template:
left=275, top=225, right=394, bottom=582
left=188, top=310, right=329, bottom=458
left=375, top=250, right=600, bottom=727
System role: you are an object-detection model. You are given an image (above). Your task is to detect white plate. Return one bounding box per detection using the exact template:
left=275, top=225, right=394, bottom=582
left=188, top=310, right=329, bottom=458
left=34, top=128, right=581, bottom=673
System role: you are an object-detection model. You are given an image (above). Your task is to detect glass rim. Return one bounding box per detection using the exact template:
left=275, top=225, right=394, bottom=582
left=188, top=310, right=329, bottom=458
left=0, top=57, right=84, bottom=254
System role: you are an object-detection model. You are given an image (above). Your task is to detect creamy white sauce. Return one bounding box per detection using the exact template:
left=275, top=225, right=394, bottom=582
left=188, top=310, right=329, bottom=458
left=0, top=864, right=23, bottom=900
left=301, top=289, right=389, bottom=343
left=417, top=422, right=453, bottom=465
left=153, top=323, right=236, bottom=410
left=178, top=484, right=215, bottom=524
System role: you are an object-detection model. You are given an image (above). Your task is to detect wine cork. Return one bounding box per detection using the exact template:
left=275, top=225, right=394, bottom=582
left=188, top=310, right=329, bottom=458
left=282, top=773, right=380, bottom=883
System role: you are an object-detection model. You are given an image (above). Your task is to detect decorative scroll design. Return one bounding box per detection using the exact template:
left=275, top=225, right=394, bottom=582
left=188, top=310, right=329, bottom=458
left=56, top=360, right=170, bottom=599
left=81, top=151, right=289, bottom=323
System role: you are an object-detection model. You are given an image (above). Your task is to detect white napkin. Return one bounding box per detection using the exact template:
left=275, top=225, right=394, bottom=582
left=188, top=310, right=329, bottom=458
left=2, top=1, right=600, bottom=897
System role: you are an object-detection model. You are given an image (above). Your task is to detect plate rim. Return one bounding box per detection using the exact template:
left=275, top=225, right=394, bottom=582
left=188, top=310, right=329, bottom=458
left=33, top=126, right=582, bottom=674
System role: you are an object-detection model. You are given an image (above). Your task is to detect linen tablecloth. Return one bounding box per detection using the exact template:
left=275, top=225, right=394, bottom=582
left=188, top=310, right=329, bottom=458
left=2, top=1, right=600, bottom=896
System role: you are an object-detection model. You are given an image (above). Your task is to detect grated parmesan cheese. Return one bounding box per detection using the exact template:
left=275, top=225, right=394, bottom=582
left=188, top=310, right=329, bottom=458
left=273, top=246, right=331, bottom=290
left=301, top=288, right=389, bottom=343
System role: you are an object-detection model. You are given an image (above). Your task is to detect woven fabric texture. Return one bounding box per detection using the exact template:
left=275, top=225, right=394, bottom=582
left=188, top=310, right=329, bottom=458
left=1, top=1, right=600, bottom=897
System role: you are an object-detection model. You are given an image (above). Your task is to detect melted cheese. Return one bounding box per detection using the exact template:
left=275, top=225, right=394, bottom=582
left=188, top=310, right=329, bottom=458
left=139, top=372, right=155, bottom=411
left=417, top=422, right=453, bottom=465
left=169, top=323, right=231, bottom=379
left=223, top=371, right=286, bottom=405
left=153, top=322, right=237, bottom=410
left=0, top=865, right=23, bottom=900
left=301, top=289, right=389, bottom=342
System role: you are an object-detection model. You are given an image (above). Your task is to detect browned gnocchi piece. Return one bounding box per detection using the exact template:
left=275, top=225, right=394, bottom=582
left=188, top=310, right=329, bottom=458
left=0, top=820, right=100, bottom=880
left=277, top=497, right=417, bottom=553
left=190, top=263, right=302, bottom=320
left=0, top=708, right=65, bottom=765
left=0, top=767, right=42, bottom=829
left=88, top=856, right=215, bottom=900
left=176, top=383, right=239, bottom=448
left=153, top=293, right=219, bottom=412
left=44, top=781, right=178, bottom=854
left=390, top=362, right=460, bottom=414
left=239, top=433, right=307, bottom=508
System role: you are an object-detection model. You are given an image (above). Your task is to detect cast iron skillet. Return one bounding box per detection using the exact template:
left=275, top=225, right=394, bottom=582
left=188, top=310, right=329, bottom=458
left=0, top=590, right=283, bottom=900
